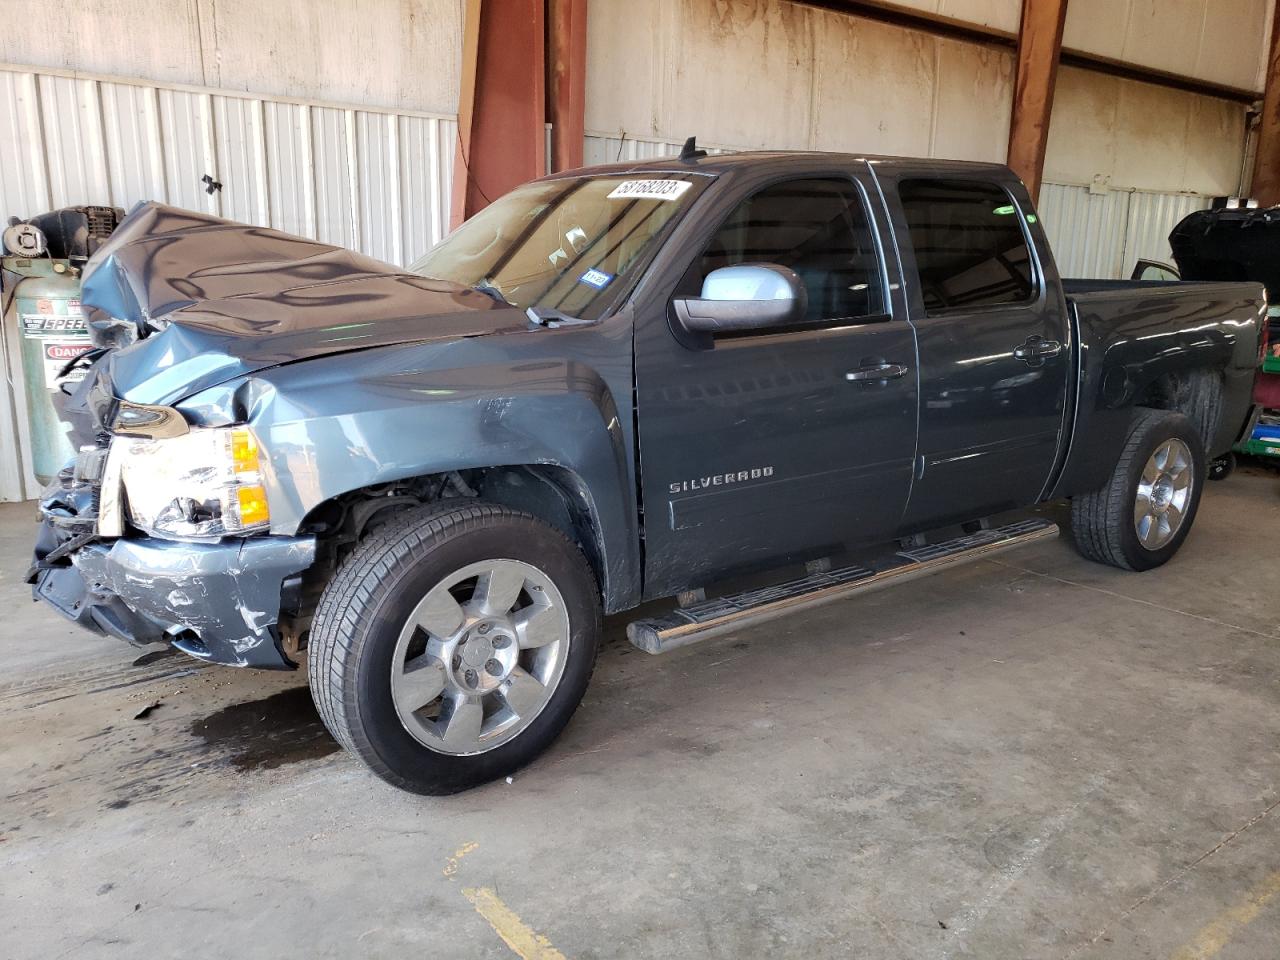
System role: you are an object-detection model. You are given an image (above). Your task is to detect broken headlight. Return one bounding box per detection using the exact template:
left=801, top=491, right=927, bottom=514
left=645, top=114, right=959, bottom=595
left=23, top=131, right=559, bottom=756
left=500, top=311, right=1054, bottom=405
left=117, top=427, right=271, bottom=539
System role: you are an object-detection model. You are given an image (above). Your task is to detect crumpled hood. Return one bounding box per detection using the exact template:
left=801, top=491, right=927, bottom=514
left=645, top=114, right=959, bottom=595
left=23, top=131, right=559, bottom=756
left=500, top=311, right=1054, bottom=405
left=81, top=202, right=525, bottom=405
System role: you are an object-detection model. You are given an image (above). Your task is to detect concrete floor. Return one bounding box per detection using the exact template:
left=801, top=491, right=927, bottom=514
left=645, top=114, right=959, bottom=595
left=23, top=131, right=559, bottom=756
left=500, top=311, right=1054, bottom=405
left=2, top=470, right=1279, bottom=960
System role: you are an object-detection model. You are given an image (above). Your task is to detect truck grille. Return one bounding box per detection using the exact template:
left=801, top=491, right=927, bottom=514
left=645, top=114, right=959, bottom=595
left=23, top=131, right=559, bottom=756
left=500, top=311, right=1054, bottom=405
left=38, top=441, right=110, bottom=539
left=73, top=445, right=108, bottom=485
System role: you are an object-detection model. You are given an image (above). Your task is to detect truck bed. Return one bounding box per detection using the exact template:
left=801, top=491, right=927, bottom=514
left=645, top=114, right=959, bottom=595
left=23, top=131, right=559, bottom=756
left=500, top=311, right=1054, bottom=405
left=1052, top=277, right=1265, bottom=492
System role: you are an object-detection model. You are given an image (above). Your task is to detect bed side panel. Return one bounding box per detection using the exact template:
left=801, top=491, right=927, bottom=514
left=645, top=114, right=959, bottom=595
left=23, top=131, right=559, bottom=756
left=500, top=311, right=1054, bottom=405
left=1050, top=282, right=1263, bottom=497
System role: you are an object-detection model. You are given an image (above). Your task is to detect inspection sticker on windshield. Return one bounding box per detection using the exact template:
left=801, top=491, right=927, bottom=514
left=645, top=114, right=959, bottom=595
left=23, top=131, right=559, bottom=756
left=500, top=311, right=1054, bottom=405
left=607, top=179, right=692, bottom=202
left=579, top=268, right=614, bottom=289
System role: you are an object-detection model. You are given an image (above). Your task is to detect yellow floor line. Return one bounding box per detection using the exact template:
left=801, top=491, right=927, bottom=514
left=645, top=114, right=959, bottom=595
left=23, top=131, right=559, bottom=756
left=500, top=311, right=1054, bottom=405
left=1172, top=870, right=1280, bottom=960
left=443, top=840, right=479, bottom=878
left=462, top=886, right=568, bottom=960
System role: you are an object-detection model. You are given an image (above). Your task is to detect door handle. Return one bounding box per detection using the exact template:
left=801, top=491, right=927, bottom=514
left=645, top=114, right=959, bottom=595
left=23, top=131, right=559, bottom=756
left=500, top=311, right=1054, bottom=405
left=845, top=362, right=909, bottom=382
left=1012, top=337, right=1063, bottom=365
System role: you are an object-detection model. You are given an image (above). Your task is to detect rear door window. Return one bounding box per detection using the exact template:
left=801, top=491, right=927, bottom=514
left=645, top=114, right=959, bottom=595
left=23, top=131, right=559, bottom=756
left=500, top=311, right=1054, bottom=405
left=899, top=179, right=1037, bottom=313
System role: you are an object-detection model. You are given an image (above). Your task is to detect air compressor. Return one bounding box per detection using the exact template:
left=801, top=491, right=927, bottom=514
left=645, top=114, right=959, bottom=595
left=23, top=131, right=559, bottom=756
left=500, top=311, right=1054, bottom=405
left=1, top=206, right=124, bottom=485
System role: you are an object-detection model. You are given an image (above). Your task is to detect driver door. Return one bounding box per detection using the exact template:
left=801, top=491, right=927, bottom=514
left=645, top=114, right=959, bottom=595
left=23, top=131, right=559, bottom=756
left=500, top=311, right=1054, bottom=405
left=634, top=172, right=920, bottom=599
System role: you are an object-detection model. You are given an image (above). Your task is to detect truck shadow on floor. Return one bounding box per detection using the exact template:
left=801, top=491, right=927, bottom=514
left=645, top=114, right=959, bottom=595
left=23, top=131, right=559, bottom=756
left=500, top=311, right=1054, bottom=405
left=189, top=686, right=339, bottom=771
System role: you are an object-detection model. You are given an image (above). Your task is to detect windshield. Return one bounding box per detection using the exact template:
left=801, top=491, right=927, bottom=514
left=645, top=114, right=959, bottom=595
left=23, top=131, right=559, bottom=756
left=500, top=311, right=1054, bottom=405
left=409, top=174, right=705, bottom=320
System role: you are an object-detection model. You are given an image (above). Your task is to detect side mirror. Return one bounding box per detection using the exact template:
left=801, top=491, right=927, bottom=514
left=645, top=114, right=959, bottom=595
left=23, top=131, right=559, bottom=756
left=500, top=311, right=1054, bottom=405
left=673, top=263, right=807, bottom=333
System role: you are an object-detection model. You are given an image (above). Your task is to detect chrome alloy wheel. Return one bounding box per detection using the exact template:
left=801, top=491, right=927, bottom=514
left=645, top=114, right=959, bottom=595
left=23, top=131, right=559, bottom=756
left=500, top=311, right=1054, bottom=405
left=389, top=559, right=570, bottom=756
left=1134, top=438, right=1194, bottom=550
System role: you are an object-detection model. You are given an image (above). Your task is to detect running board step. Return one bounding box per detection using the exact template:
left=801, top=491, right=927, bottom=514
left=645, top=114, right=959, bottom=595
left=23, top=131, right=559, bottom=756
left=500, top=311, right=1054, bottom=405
left=626, top=518, right=1058, bottom=655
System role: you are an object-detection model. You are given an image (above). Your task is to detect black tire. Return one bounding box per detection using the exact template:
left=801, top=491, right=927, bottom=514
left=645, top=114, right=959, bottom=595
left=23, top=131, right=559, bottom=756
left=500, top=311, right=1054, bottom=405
left=1071, top=408, right=1205, bottom=571
left=1183, top=371, right=1223, bottom=451
left=1208, top=452, right=1236, bottom=481
left=308, top=501, right=600, bottom=794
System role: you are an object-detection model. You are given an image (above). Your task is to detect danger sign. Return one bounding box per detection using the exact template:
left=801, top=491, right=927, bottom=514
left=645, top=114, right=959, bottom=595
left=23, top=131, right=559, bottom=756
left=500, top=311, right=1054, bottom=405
left=42, top=339, right=92, bottom=389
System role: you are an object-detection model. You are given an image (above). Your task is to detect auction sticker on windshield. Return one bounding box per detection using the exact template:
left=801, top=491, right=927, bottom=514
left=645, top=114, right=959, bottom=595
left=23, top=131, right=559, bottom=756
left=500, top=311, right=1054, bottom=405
left=579, top=268, right=614, bottom=289
left=607, top=180, right=692, bottom=202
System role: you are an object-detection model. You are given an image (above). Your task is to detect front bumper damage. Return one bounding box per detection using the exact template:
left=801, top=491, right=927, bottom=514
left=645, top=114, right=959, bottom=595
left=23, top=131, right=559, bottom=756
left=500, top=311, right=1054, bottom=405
left=28, top=358, right=318, bottom=668
left=28, top=479, right=315, bottom=669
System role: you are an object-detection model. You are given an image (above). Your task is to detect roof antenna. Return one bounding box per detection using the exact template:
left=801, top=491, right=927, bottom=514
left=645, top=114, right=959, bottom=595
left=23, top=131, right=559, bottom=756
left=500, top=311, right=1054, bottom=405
left=679, top=136, right=707, bottom=162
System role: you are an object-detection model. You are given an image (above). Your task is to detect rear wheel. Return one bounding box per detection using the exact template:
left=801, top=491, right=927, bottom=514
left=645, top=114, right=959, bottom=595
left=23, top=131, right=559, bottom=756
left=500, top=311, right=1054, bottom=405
left=308, top=502, right=600, bottom=794
left=1071, top=408, right=1205, bottom=571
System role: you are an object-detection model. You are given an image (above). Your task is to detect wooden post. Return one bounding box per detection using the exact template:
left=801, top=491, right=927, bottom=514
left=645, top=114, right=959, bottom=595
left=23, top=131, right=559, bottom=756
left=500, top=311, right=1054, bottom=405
left=1006, top=0, right=1069, bottom=204
left=548, top=0, right=588, bottom=173
left=1252, top=8, right=1280, bottom=206
left=451, top=0, right=547, bottom=229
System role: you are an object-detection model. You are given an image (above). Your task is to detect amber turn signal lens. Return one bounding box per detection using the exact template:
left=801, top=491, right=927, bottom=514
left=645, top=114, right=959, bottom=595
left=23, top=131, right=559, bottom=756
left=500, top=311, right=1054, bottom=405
left=236, top=484, right=270, bottom=527
left=230, top=428, right=260, bottom=474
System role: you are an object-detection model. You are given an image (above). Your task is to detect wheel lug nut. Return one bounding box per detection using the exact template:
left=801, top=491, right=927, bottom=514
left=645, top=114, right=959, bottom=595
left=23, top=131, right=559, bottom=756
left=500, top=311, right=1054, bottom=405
left=478, top=623, right=491, bottom=634
left=492, top=635, right=510, bottom=649
left=485, top=659, right=502, bottom=676
left=452, top=654, right=461, bottom=670
left=464, top=669, right=477, bottom=687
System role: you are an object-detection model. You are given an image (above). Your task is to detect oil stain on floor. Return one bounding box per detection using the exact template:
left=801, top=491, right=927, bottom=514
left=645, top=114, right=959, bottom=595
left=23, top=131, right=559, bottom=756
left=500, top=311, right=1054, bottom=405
left=190, top=686, right=340, bottom=771
left=1, top=659, right=344, bottom=827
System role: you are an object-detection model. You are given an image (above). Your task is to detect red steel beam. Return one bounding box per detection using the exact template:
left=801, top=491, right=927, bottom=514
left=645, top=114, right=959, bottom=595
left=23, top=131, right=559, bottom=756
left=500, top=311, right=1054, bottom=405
left=451, top=0, right=547, bottom=228
left=548, top=0, right=588, bottom=172
left=1252, top=8, right=1280, bottom=206
left=1006, top=0, right=1069, bottom=203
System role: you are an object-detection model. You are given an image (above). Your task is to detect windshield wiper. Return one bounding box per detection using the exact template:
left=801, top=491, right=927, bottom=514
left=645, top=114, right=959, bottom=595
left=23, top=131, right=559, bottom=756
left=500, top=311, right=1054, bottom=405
left=527, top=306, right=592, bottom=327
left=471, top=281, right=515, bottom=307
left=472, top=283, right=589, bottom=326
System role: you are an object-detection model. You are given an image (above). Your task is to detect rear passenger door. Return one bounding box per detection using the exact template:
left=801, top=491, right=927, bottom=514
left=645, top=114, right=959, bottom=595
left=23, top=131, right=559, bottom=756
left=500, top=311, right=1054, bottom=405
left=886, top=176, right=1070, bottom=530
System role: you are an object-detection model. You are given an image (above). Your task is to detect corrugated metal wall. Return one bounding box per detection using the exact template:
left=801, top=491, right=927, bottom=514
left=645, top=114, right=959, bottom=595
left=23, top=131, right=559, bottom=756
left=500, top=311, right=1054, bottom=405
left=1038, top=183, right=1134, bottom=279
left=1039, top=182, right=1209, bottom=279
left=1121, top=190, right=1210, bottom=273
left=0, top=64, right=458, bottom=261
left=0, top=64, right=459, bottom=501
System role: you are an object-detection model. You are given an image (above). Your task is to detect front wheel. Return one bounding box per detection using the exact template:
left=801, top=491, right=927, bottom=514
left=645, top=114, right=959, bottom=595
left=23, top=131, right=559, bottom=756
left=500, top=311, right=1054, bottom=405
left=1071, top=408, right=1205, bottom=571
left=308, top=502, right=601, bottom=794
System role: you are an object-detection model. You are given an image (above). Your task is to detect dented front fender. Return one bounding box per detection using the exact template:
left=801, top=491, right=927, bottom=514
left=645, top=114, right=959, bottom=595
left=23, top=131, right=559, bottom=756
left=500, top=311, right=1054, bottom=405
left=178, top=318, right=642, bottom=611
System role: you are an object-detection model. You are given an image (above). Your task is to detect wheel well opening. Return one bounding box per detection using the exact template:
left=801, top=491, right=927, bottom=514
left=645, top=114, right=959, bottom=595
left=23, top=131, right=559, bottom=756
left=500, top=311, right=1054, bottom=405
left=475, top=465, right=606, bottom=588
left=282, top=467, right=606, bottom=655
left=1133, top=368, right=1223, bottom=449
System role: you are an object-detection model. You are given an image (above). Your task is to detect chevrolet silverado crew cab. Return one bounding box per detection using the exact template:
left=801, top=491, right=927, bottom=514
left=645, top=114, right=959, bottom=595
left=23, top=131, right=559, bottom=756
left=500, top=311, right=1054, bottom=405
left=28, top=150, right=1263, bottom=794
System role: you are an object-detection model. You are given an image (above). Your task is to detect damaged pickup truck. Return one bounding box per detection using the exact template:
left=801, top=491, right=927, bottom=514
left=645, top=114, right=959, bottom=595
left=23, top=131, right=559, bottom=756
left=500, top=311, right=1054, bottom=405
left=29, top=151, right=1263, bottom=794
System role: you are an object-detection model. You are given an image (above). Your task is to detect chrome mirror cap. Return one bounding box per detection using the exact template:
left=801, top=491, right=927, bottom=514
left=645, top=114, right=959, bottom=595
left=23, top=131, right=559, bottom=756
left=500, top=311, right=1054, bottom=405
left=674, top=263, right=807, bottom=334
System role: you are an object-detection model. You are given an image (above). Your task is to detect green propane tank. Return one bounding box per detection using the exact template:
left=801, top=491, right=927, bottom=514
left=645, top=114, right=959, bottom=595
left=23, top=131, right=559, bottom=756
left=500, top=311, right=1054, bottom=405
left=3, top=256, right=92, bottom=483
